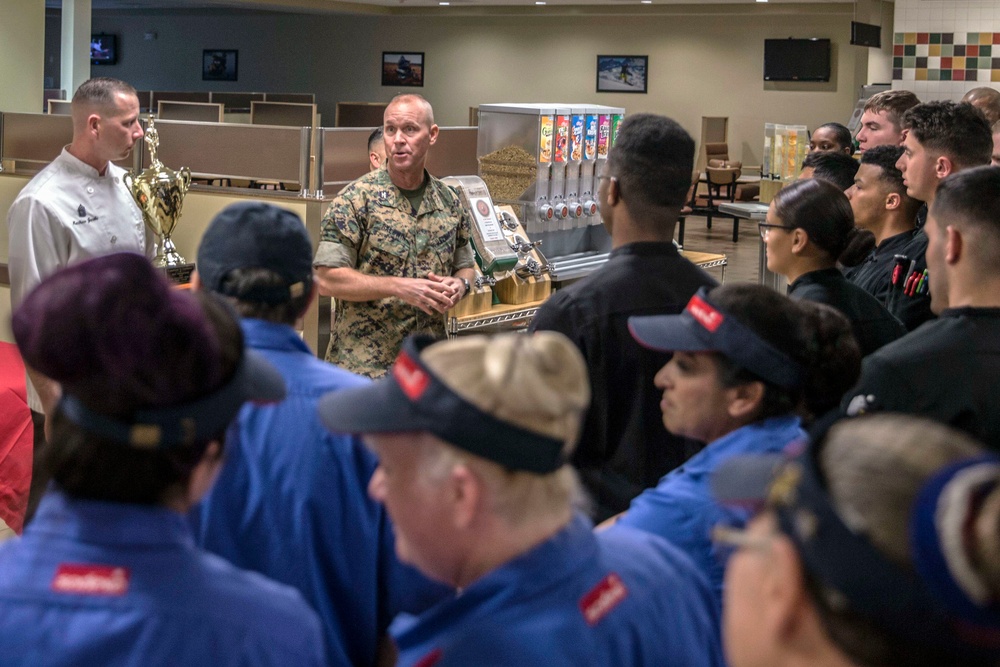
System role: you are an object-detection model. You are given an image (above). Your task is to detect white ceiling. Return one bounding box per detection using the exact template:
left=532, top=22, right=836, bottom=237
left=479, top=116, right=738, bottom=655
left=84, top=0, right=861, bottom=13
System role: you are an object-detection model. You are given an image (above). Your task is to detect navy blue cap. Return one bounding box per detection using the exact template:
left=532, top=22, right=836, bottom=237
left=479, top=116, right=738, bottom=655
left=712, top=444, right=1000, bottom=659
left=628, top=287, right=805, bottom=389
left=317, top=336, right=567, bottom=474
left=197, top=202, right=313, bottom=304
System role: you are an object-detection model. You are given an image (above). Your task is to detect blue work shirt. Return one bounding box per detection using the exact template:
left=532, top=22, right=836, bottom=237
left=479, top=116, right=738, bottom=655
left=616, top=415, right=805, bottom=606
left=191, top=318, right=446, bottom=667
left=391, top=514, right=724, bottom=667
left=0, top=490, right=326, bottom=666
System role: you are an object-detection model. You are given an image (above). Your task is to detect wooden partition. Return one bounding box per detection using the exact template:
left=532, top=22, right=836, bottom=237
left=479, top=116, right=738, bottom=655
left=250, top=101, right=317, bottom=128
left=317, top=126, right=478, bottom=194
left=142, top=119, right=310, bottom=186
left=335, top=102, right=387, bottom=128
left=265, top=93, right=314, bottom=104
left=157, top=101, right=225, bottom=123
left=150, top=91, right=211, bottom=109
left=1, top=113, right=74, bottom=172
left=211, top=91, right=264, bottom=113
left=43, top=89, right=66, bottom=113
left=136, top=90, right=153, bottom=112
left=47, top=100, right=73, bottom=115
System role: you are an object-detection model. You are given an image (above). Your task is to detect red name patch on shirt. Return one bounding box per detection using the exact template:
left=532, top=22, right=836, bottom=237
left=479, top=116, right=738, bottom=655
left=51, top=564, right=130, bottom=596
left=412, top=648, right=442, bottom=667
left=687, top=296, right=724, bottom=332
left=579, top=573, right=628, bottom=626
left=393, top=351, right=430, bottom=401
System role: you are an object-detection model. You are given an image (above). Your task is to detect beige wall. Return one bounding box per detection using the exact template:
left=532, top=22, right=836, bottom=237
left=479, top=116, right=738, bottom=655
left=91, top=3, right=868, bottom=165
left=0, top=0, right=45, bottom=113
left=377, top=7, right=864, bottom=164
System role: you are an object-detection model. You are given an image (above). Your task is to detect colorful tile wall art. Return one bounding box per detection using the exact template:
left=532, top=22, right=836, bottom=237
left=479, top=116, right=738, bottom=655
left=893, top=32, right=1000, bottom=82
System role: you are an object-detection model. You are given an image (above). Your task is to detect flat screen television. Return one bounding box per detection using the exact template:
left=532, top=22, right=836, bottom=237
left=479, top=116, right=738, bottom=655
left=91, top=34, right=117, bottom=65
left=764, top=38, right=831, bottom=82
left=851, top=21, right=882, bottom=48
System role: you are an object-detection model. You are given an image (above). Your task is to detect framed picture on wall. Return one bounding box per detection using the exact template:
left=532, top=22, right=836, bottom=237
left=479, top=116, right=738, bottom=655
left=596, top=55, right=648, bottom=93
left=203, top=49, right=238, bottom=82
left=382, top=52, right=424, bottom=87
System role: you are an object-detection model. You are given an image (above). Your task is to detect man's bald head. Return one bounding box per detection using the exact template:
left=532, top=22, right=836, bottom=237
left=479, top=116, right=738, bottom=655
left=961, top=87, right=1000, bottom=125
left=387, top=94, right=435, bottom=128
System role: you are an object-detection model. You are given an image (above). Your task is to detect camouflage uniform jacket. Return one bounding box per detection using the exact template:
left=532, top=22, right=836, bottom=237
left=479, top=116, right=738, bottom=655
left=314, top=167, right=475, bottom=378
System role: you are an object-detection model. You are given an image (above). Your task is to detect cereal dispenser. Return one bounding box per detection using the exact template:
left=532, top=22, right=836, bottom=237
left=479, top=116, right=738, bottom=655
left=478, top=103, right=625, bottom=278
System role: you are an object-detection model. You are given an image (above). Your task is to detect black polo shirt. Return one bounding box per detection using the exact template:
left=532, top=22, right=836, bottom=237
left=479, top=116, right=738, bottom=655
left=528, top=241, right=718, bottom=520
left=842, top=228, right=934, bottom=331
left=788, top=268, right=905, bottom=356
left=841, top=307, right=1000, bottom=451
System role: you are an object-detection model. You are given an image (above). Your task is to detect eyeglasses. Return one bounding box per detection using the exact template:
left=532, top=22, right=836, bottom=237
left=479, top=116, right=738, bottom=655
left=758, top=222, right=795, bottom=239
left=711, top=524, right=774, bottom=562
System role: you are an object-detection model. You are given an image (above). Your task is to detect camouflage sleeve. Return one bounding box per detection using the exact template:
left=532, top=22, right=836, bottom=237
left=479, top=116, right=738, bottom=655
left=314, top=185, right=366, bottom=268
left=313, top=241, right=355, bottom=269
left=451, top=203, right=476, bottom=271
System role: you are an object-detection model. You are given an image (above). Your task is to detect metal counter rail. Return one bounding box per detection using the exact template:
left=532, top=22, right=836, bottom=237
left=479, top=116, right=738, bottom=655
left=448, top=302, right=543, bottom=337
left=718, top=201, right=784, bottom=291
left=447, top=250, right=728, bottom=337
left=548, top=251, right=610, bottom=282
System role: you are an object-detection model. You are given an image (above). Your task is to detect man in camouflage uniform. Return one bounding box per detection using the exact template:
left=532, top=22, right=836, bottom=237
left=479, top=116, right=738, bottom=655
left=313, top=94, right=476, bottom=378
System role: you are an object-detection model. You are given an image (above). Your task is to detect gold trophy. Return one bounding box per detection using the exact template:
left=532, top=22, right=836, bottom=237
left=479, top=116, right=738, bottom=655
left=124, top=117, right=194, bottom=284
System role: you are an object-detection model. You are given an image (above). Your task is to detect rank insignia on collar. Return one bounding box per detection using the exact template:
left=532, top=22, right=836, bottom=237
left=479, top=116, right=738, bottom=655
left=78, top=205, right=87, bottom=217
left=377, top=190, right=392, bottom=204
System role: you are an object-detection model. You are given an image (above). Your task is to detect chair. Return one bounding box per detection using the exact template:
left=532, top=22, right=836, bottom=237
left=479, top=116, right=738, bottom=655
left=705, top=160, right=743, bottom=242
left=676, top=170, right=701, bottom=248
left=704, top=142, right=729, bottom=165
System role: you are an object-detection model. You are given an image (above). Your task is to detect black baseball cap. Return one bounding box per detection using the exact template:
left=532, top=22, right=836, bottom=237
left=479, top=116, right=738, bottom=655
left=197, top=202, right=313, bottom=304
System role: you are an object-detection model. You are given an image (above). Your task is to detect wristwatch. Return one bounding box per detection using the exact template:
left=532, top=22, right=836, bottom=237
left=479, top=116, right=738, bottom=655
left=459, top=277, right=471, bottom=296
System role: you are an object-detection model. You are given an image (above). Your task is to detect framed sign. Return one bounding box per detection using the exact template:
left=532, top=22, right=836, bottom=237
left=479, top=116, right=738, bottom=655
left=596, top=55, right=648, bottom=93
left=382, top=52, right=424, bottom=87
left=203, top=50, right=238, bottom=82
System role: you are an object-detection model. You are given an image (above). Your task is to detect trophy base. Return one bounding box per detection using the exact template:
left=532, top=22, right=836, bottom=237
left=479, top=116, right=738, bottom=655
left=159, top=263, right=195, bottom=285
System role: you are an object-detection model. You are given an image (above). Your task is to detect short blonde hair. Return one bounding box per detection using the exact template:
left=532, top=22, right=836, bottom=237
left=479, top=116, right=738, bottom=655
left=416, top=332, right=592, bottom=523
left=421, top=333, right=590, bottom=453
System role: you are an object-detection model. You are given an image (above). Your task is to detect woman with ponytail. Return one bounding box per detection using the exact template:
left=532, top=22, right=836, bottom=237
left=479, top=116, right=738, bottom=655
left=763, top=178, right=905, bottom=356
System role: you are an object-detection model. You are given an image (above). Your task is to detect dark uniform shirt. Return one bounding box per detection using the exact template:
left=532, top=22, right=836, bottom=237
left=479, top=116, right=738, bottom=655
left=842, top=228, right=934, bottom=331
left=841, top=307, right=1000, bottom=450
left=528, top=241, right=717, bottom=521
left=788, top=267, right=905, bottom=356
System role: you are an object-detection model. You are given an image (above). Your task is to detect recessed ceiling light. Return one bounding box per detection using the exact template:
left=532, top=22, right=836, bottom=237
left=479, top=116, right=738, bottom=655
left=641, top=1, right=652, bottom=4
left=535, top=2, right=546, bottom=5
left=756, top=0, right=768, bottom=3
left=439, top=2, right=449, bottom=4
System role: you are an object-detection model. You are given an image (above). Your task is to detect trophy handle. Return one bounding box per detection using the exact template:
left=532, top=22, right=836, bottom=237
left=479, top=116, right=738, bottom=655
left=180, top=167, right=192, bottom=194
left=123, top=171, right=135, bottom=192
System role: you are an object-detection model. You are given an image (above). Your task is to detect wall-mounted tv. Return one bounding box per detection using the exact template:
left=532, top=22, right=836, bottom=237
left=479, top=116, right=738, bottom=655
left=851, top=21, right=882, bottom=48
left=764, top=38, right=831, bottom=82
left=91, top=34, right=118, bottom=65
